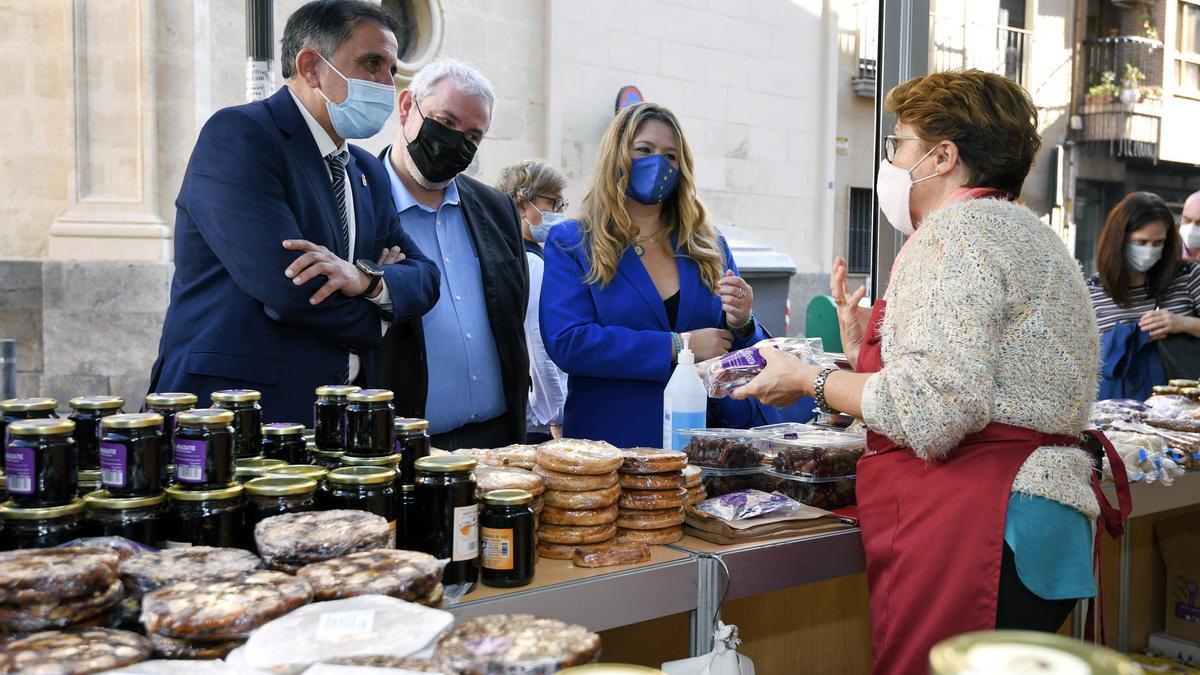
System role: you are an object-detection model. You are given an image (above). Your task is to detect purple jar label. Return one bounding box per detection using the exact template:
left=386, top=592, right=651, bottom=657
left=99, top=441, right=127, bottom=489
left=174, top=438, right=207, bottom=484
left=4, top=446, right=35, bottom=495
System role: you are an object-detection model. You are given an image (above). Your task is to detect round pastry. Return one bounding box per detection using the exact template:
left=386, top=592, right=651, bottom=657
left=532, top=495, right=545, bottom=514
left=535, top=440, right=623, bottom=475
left=540, top=483, right=621, bottom=510
left=616, top=507, right=685, bottom=530
left=615, top=525, right=685, bottom=546
left=475, top=465, right=545, bottom=497
left=536, top=541, right=578, bottom=560
left=255, top=510, right=393, bottom=572
left=119, top=547, right=263, bottom=596
left=141, top=570, right=313, bottom=640
left=687, top=485, right=707, bottom=506
left=296, top=550, right=443, bottom=602
left=571, top=541, right=651, bottom=568
left=0, top=579, right=122, bottom=633
left=435, top=614, right=601, bottom=673
left=619, top=470, right=685, bottom=491
left=4, top=628, right=152, bottom=674
left=0, top=548, right=118, bottom=605
left=683, top=464, right=703, bottom=488
left=454, top=445, right=537, bottom=470
left=539, top=503, right=619, bottom=527
left=532, top=465, right=618, bottom=492
left=147, top=633, right=245, bottom=660
left=323, top=655, right=447, bottom=672
left=537, top=522, right=618, bottom=545
left=618, top=487, right=687, bottom=511
left=417, top=583, right=444, bottom=607
left=619, top=448, right=688, bottom=474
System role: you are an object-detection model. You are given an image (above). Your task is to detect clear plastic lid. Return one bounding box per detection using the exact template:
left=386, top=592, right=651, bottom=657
left=764, top=431, right=866, bottom=478
left=750, top=422, right=818, bottom=437
left=765, top=469, right=857, bottom=484
left=678, top=428, right=763, bottom=469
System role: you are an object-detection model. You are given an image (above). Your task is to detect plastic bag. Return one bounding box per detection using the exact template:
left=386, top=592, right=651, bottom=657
left=57, top=536, right=156, bottom=560
left=102, top=661, right=237, bottom=674
left=699, top=337, right=838, bottom=398
left=1102, top=430, right=1186, bottom=485
left=1089, top=399, right=1150, bottom=428
left=695, top=489, right=800, bottom=522
left=662, top=622, right=755, bottom=675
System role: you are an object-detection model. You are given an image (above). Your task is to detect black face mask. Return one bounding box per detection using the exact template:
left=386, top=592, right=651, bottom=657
left=404, top=106, right=479, bottom=184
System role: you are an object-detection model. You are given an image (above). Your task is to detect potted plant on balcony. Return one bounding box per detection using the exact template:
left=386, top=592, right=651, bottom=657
left=1086, top=71, right=1119, bottom=105
left=1121, top=63, right=1146, bottom=106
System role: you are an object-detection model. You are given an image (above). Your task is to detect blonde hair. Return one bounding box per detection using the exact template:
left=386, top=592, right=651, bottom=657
left=579, top=102, right=724, bottom=291
left=495, top=160, right=567, bottom=206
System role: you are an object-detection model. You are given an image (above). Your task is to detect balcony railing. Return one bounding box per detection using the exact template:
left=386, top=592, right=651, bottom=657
left=1078, top=36, right=1164, bottom=160
left=930, top=16, right=1032, bottom=89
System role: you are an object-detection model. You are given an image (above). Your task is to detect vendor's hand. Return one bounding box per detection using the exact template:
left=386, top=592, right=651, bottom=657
left=831, top=257, right=870, bottom=369
left=1139, top=308, right=1188, bottom=341
left=717, top=271, right=753, bottom=329
left=686, top=328, right=733, bottom=361
left=282, top=240, right=370, bottom=304
left=730, top=347, right=819, bottom=407
left=377, top=245, right=405, bottom=265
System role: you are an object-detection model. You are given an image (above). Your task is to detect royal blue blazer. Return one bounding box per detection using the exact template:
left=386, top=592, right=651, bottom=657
left=148, top=87, right=440, bottom=423
left=540, top=220, right=769, bottom=448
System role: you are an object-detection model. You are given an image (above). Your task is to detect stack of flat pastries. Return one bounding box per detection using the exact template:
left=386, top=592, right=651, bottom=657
left=532, top=440, right=623, bottom=560
left=614, top=448, right=689, bottom=547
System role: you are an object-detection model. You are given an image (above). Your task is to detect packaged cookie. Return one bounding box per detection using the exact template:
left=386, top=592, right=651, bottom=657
left=615, top=525, right=685, bottom=546
left=536, top=440, right=623, bottom=475
left=435, top=614, right=601, bottom=674
left=687, top=485, right=707, bottom=506
left=255, top=510, right=393, bottom=572
left=537, top=522, right=617, bottom=545
left=532, top=465, right=618, bottom=492
left=619, top=470, right=686, bottom=491
left=454, top=445, right=537, bottom=470
left=0, top=578, right=122, bottom=632
left=541, top=484, right=620, bottom=510
left=119, top=547, right=264, bottom=596
left=572, top=541, right=651, bottom=568
left=296, top=550, right=444, bottom=602
left=619, top=448, right=688, bottom=474
left=682, top=464, right=703, bottom=488
left=0, top=547, right=118, bottom=605
left=141, top=570, right=312, bottom=641
left=618, top=488, right=687, bottom=511
left=539, top=504, right=619, bottom=527
left=3, top=628, right=152, bottom=674
left=615, top=508, right=685, bottom=531
left=476, top=465, right=545, bottom=497
left=146, top=632, right=246, bottom=660
left=536, top=541, right=578, bottom=560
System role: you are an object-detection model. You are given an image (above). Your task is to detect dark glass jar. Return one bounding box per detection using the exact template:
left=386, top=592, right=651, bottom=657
left=234, top=457, right=286, bottom=483
left=393, top=418, right=430, bottom=484
left=211, top=389, right=262, bottom=459
left=144, top=392, right=197, bottom=485
left=82, top=490, right=165, bottom=546
left=310, top=448, right=346, bottom=470
left=264, top=464, right=328, bottom=483
left=173, top=409, right=236, bottom=490
left=339, top=452, right=402, bottom=482
left=398, top=483, right=415, bottom=550
left=344, top=389, right=395, bottom=458
left=99, top=413, right=163, bottom=497
left=68, top=396, right=125, bottom=471
left=261, top=423, right=306, bottom=464
left=480, top=489, right=535, bottom=588
left=414, top=455, right=479, bottom=586
left=77, top=469, right=101, bottom=498
left=244, top=476, right=317, bottom=529
left=5, top=418, right=77, bottom=507
left=321, top=467, right=398, bottom=528
left=0, top=498, right=84, bottom=550
left=313, top=385, right=359, bottom=452
left=164, top=483, right=247, bottom=549
left=1, top=398, right=58, bottom=447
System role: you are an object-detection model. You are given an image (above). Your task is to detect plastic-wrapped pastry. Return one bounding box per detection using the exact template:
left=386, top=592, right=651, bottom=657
left=687, top=485, right=707, bottom=506
left=572, top=541, right=651, bottom=568
left=535, top=440, right=624, bottom=475
left=537, top=522, right=617, bottom=545
left=615, top=507, right=685, bottom=530
left=146, top=633, right=245, bottom=660
left=619, top=448, right=687, bottom=474
left=618, top=488, right=687, bottom=511
left=2, top=628, right=152, bottom=674
left=619, top=470, right=686, bottom=490
left=541, top=484, right=620, bottom=510
left=539, top=503, right=619, bottom=526
left=296, top=550, right=444, bottom=602
left=475, top=465, right=544, bottom=497
left=536, top=541, right=578, bottom=560
left=255, top=510, right=393, bottom=572
left=453, top=445, right=538, bottom=470
left=0, top=579, right=122, bottom=632
left=532, top=466, right=618, bottom=492
left=0, top=547, right=118, bottom=605
left=320, top=655, right=447, bottom=672
left=698, top=337, right=836, bottom=398
left=615, top=525, right=685, bottom=546
left=141, top=570, right=312, bottom=641
left=683, top=464, right=703, bottom=488
left=434, top=614, right=601, bottom=674
left=119, top=547, right=263, bottom=596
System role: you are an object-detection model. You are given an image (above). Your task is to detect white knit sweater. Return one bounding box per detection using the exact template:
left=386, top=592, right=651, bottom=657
left=860, top=197, right=1101, bottom=518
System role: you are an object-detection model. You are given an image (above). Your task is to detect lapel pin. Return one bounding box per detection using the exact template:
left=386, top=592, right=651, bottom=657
left=360, top=175, right=368, bottom=187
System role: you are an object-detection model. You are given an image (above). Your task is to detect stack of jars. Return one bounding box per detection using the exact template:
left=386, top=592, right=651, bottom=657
left=322, top=388, right=401, bottom=536
left=0, top=397, right=79, bottom=550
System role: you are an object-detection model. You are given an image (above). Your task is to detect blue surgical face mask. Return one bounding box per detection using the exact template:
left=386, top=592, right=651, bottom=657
left=529, top=211, right=568, bottom=244
left=625, top=154, right=679, bottom=205
left=316, top=54, right=395, bottom=139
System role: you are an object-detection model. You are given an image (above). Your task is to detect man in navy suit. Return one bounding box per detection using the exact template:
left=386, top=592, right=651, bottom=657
left=148, top=0, right=439, bottom=423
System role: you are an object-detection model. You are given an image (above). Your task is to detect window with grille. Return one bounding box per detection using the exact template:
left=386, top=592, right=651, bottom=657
left=847, top=187, right=874, bottom=275
left=1178, top=1, right=1200, bottom=96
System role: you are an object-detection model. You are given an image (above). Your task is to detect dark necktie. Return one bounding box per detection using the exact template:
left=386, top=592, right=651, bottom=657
left=325, top=150, right=350, bottom=260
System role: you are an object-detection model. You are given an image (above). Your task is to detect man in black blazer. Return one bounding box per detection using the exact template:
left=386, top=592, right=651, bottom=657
left=377, top=60, right=529, bottom=450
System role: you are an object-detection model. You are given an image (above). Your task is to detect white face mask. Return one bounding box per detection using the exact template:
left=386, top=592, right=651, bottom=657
left=1181, top=222, right=1200, bottom=250
left=1126, top=243, right=1164, bottom=272
left=876, top=146, right=938, bottom=236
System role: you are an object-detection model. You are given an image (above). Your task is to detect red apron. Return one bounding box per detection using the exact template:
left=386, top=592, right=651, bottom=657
left=856, top=299, right=1132, bottom=675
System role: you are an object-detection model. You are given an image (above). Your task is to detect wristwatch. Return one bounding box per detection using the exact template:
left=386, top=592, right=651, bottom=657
left=813, top=367, right=838, bottom=415
left=354, top=259, right=384, bottom=297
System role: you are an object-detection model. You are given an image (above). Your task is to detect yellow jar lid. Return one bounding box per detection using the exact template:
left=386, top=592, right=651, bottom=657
left=235, top=458, right=287, bottom=478
left=263, top=423, right=304, bottom=436
left=145, top=392, right=199, bottom=407
left=326, top=466, right=395, bottom=486
left=1168, top=379, right=1198, bottom=388
left=7, top=418, right=74, bottom=436
left=339, top=453, right=402, bottom=468
left=78, top=469, right=101, bottom=482
left=166, top=483, right=244, bottom=501
left=68, top=396, right=124, bottom=411
left=83, top=490, right=166, bottom=510
left=394, top=417, right=430, bottom=432
left=102, top=413, right=164, bottom=430
left=244, top=476, right=317, bottom=497
left=176, top=409, right=234, bottom=427
left=0, top=498, right=85, bottom=520
left=265, top=465, right=329, bottom=481
left=211, top=389, right=261, bottom=403
left=0, top=398, right=57, bottom=413
left=483, top=488, right=533, bottom=506
left=346, top=388, right=394, bottom=403
left=415, top=455, right=476, bottom=473
left=315, top=385, right=361, bottom=397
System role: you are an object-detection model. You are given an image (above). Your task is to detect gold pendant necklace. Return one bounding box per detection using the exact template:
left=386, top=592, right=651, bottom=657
left=634, top=228, right=664, bottom=256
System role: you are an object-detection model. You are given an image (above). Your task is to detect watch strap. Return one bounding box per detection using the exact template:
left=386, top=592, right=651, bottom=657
left=813, top=367, right=837, bottom=415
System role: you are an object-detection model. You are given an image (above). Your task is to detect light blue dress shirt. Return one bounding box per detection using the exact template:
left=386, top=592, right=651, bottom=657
left=385, top=152, right=505, bottom=435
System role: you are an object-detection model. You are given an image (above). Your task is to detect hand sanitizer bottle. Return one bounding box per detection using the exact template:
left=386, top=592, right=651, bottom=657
left=663, top=332, right=707, bottom=450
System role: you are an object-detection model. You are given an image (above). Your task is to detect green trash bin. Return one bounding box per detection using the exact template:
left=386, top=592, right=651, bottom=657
left=805, top=295, right=842, bottom=353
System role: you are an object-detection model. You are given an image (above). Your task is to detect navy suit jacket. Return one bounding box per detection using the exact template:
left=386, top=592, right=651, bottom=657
left=540, top=221, right=770, bottom=448
left=148, top=87, right=440, bottom=424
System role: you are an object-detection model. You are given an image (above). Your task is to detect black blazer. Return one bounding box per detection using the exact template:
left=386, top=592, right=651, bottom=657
left=376, top=147, right=530, bottom=445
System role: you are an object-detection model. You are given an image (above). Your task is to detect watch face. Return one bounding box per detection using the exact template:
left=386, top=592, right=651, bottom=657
left=357, top=259, right=383, bottom=276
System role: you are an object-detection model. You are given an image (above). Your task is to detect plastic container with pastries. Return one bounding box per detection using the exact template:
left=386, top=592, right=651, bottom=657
left=762, top=430, right=866, bottom=476
left=680, top=428, right=763, bottom=469
left=768, top=470, right=856, bottom=510
left=699, top=466, right=779, bottom=498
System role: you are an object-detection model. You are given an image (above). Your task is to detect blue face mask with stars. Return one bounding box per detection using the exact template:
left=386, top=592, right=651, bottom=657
left=625, top=154, right=679, bottom=205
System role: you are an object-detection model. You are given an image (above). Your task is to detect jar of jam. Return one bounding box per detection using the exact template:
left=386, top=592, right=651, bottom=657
left=398, top=483, right=415, bottom=550
left=339, top=452, right=402, bottom=481
left=244, top=476, right=317, bottom=529
left=344, top=389, right=395, bottom=458
left=321, top=467, right=398, bottom=526
left=5, top=418, right=77, bottom=507
left=0, top=499, right=84, bottom=550
left=1, top=398, right=58, bottom=446
left=82, top=490, right=165, bottom=546
left=234, top=457, right=286, bottom=483
left=145, top=392, right=197, bottom=484
left=414, top=455, right=479, bottom=586
left=173, top=409, right=236, bottom=490
left=265, top=464, right=329, bottom=482
left=393, top=418, right=430, bottom=484
left=77, top=469, right=101, bottom=497
left=262, top=423, right=306, bottom=464
left=313, top=385, right=360, bottom=451
left=68, top=396, right=124, bottom=471
left=480, top=489, right=535, bottom=588
left=99, top=413, right=163, bottom=497
left=164, top=483, right=247, bottom=549
left=211, top=389, right=262, bottom=459
left=310, top=448, right=345, bottom=469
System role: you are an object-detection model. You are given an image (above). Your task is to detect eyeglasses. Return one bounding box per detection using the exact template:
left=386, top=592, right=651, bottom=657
left=536, top=194, right=569, bottom=213
left=883, top=134, right=923, bottom=162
